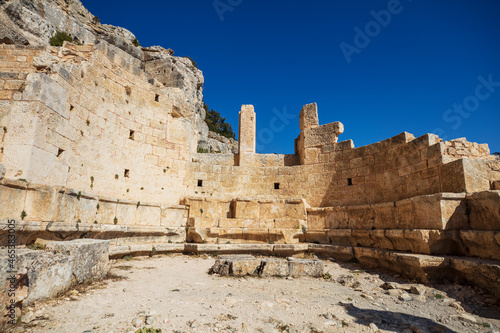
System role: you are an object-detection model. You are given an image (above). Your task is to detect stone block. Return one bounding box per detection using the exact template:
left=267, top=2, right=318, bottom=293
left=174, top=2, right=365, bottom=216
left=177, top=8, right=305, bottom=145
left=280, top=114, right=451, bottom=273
left=96, top=200, right=117, bottom=225
left=325, top=206, right=349, bottom=229
left=230, top=258, right=262, bottom=276
left=241, top=228, right=271, bottom=243
left=467, top=191, right=500, bottom=230
left=373, top=202, right=396, bottom=229
left=134, top=204, right=161, bottom=226
left=287, top=258, right=324, bottom=277
left=299, top=103, right=319, bottom=130
left=186, top=198, right=203, bottom=218
left=187, top=217, right=218, bottom=228
left=304, top=230, right=330, bottom=244
left=326, top=229, right=352, bottom=246
left=272, top=229, right=302, bottom=244
left=161, top=206, right=188, bottom=227
left=403, top=229, right=463, bottom=255
left=460, top=230, right=500, bottom=260
left=259, top=258, right=289, bottom=277
left=22, top=73, right=68, bottom=119
left=23, top=185, right=59, bottom=222
left=234, top=200, right=259, bottom=219
left=370, top=229, right=394, bottom=250
left=351, top=230, right=373, bottom=247
left=413, top=194, right=468, bottom=230
left=286, top=199, right=306, bottom=219
left=307, top=210, right=326, bottom=230
left=452, top=258, right=500, bottom=300
left=395, top=198, right=414, bottom=229
left=209, top=255, right=260, bottom=276
left=45, top=239, right=110, bottom=283
left=307, top=244, right=354, bottom=262
left=274, top=218, right=303, bottom=229
left=385, top=230, right=412, bottom=252
left=259, top=200, right=286, bottom=219
left=56, top=190, right=98, bottom=224
left=0, top=182, right=27, bottom=220
left=347, top=205, right=374, bottom=229
left=440, top=159, right=490, bottom=193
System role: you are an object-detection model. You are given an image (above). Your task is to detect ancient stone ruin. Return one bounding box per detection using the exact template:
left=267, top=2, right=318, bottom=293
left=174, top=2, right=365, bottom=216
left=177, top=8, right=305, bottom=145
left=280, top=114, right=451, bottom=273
left=0, top=0, right=499, bottom=330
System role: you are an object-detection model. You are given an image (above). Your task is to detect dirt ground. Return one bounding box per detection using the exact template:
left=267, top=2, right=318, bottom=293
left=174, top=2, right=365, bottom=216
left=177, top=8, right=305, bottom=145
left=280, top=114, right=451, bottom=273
left=8, top=253, right=500, bottom=333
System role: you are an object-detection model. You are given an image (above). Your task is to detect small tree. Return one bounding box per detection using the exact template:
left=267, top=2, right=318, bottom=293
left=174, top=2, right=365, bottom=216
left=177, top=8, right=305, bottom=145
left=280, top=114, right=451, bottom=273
left=203, top=103, right=235, bottom=139
left=49, top=31, right=73, bottom=46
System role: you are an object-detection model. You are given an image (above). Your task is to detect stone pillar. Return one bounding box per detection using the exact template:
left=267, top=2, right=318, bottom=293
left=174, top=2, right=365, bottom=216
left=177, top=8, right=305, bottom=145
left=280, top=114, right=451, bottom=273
left=238, top=105, right=256, bottom=166
left=299, top=103, right=319, bottom=130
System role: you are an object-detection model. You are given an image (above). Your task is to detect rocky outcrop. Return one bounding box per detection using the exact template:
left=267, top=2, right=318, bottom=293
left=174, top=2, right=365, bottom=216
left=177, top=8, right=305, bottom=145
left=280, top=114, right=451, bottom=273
left=0, top=0, right=142, bottom=59
left=143, top=46, right=208, bottom=148
left=206, top=131, right=238, bottom=154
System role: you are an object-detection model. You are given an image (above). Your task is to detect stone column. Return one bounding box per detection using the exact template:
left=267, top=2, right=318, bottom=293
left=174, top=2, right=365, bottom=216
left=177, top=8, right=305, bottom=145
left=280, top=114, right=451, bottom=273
left=237, top=105, right=256, bottom=166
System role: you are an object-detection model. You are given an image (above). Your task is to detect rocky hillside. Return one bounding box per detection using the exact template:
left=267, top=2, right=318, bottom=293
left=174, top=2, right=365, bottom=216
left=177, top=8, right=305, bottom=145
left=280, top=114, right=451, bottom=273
left=0, top=0, right=236, bottom=153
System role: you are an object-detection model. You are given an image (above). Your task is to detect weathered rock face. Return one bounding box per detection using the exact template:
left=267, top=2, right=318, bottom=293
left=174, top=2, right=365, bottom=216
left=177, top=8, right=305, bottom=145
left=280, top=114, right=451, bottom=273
left=0, top=0, right=142, bottom=59
left=207, top=131, right=238, bottom=154
left=143, top=46, right=209, bottom=148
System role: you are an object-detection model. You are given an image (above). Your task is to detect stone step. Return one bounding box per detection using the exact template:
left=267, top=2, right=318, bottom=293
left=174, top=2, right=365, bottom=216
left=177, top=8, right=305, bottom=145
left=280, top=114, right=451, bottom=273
left=305, top=228, right=500, bottom=260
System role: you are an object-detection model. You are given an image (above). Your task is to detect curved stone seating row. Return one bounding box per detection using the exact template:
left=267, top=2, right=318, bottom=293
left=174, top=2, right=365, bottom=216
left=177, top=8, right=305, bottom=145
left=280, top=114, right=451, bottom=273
left=107, top=242, right=500, bottom=300
left=0, top=220, right=185, bottom=246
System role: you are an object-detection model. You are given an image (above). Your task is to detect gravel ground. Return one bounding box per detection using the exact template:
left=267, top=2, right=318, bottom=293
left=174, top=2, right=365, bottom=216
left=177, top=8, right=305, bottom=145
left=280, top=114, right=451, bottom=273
left=8, top=253, right=500, bottom=333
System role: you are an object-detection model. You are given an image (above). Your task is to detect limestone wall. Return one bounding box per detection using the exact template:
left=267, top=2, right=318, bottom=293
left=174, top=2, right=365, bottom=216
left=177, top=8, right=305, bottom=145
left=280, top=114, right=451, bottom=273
left=0, top=42, right=194, bottom=208
left=186, top=131, right=490, bottom=208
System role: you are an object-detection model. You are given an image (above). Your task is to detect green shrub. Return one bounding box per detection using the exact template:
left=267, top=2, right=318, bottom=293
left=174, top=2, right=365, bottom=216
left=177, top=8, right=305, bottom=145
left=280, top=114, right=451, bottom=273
left=132, top=38, right=141, bottom=47
left=203, top=102, right=236, bottom=139
left=197, top=145, right=209, bottom=154
left=186, top=56, right=197, bottom=68
left=49, top=31, right=73, bottom=46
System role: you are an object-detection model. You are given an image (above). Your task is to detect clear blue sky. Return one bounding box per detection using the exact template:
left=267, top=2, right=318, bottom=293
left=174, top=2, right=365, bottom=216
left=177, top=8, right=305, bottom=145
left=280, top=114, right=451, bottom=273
left=81, top=0, right=500, bottom=154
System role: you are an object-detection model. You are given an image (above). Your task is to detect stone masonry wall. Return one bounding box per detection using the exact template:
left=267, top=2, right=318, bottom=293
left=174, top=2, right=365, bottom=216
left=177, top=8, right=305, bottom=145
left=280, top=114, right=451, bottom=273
left=0, top=42, right=194, bottom=208
left=186, top=131, right=490, bottom=208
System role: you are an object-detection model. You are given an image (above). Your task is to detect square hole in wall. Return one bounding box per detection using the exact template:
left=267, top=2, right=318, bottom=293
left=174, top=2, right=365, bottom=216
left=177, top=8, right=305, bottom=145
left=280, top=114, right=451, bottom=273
left=124, top=169, right=130, bottom=178
left=274, top=183, right=280, bottom=190
left=57, top=148, right=64, bottom=157
left=347, top=178, right=353, bottom=186
left=155, top=94, right=160, bottom=102
left=197, top=179, right=203, bottom=187
left=129, top=130, right=135, bottom=140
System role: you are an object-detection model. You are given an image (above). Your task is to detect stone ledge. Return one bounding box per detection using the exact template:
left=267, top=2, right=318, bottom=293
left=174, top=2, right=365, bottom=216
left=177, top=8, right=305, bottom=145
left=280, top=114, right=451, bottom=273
left=0, top=220, right=186, bottom=247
